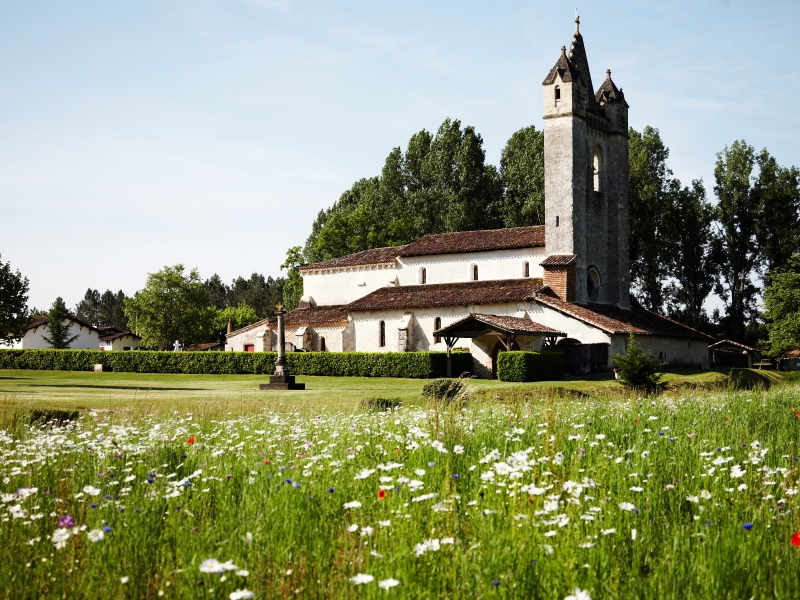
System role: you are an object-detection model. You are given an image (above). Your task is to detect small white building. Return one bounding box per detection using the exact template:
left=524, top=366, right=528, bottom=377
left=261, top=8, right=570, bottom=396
left=2, top=316, right=101, bottom=350
left=99, top=330, right=141, bottom=351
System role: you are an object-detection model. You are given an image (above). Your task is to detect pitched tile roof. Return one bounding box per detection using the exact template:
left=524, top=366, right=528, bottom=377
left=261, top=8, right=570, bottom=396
left=534, top=292, right=713, bottom=340
left=709, top=339, right=757, bottom=352
left=284, top=305, right=349, bottom=326
left=348, top=278, right=545, bottom=311
left=542, top=46, right=581, bottom=85
left=99, top=331, right=141, bottom=343
left=595, top=70, right=627, bottom=106
left=226, top=317, right=274, bottom=338
left=434, top=313, right=566, bottom=337
left=25, top=315, right=98, bottom=332
left=299, top=245, right=407, bottom=272
left=398, top=226, right=544, bottom=258
left=540, top=254, right=576, bottom=266
left=300, top=226, right=545, bottom=272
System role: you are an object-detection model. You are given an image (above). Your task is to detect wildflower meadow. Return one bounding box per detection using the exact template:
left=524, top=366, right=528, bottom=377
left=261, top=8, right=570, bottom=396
left=2, top=385, right=800, bottom=599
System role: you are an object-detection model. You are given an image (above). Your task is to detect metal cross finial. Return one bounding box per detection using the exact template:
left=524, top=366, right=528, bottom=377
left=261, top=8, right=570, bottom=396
left=575, top=11, right=580, bottom=31
left=276, top=302, right=284, bottom=313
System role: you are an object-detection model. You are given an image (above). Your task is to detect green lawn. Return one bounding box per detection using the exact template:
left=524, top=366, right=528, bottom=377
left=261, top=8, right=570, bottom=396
left=0, top=368, right=784, bottom=416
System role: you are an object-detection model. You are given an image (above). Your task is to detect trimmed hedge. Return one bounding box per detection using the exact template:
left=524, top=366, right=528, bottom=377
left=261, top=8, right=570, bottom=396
left=496, top=351, right=565, bottom=382
left=0, top=349, right=473, bottom=379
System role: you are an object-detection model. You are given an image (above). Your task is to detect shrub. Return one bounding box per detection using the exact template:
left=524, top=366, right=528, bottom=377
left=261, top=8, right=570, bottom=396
left=421, top=378, right=467, bottom=405
left=496, top=351, right=565, bottom=382
left=613, top=334, right=662, bottom=391
left=0, top=349, right=472, bottom=379
left=359, top=397, right=402, bottom=411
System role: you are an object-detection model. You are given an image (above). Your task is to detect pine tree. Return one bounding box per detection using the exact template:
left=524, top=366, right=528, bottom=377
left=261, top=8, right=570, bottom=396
left=42, top=297, right=79, bottom=349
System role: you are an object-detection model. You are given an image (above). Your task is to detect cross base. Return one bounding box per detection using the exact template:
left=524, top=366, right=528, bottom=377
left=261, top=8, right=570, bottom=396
left=259, top=374, right=305, bottom=391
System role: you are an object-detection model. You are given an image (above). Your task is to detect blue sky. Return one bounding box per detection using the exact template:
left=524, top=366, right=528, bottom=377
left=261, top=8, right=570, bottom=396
left=3, top=0, right=799, bottom=310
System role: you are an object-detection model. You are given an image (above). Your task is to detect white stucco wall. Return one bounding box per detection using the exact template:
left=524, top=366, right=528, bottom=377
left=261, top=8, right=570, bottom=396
left=397, top=248, right=547, bottom=286
left=100, top=335, right=140, bottom=351
left=611, top=335, right=709, bottom=368
left=301, top=265, right=398, bottom=306
left=1, top=321, right=101, bottom=350
left=226, top=323, right=269, bottom=352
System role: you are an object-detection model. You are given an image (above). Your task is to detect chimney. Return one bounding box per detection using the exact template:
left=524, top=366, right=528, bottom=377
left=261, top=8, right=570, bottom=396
left=227, top=317, right=233, bottom=335
left=540, top=255, right=576, bottom=302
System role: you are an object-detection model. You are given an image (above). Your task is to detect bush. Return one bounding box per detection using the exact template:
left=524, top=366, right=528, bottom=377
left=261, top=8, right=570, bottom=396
left=496, top=351, right=565, bottom=382
left=613, top=334, right=662, bottom=391
left=0, top=349, right=472, bottom=379
left=359, top=397, right=402, bottom=411
left=421, top=378, right=467, bottom=405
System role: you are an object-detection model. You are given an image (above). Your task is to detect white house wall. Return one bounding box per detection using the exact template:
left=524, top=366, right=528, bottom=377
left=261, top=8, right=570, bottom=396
left=226, top=324, right=268, bottom=352
left=1, top=321, right=101, bottom=350
left=397, top=248, right=547, bottom=286
left=100, top=336, right=140, bottom=351
left=302, top=265, right=397, bottom=306
left=528, top=303, right=611, bottom=345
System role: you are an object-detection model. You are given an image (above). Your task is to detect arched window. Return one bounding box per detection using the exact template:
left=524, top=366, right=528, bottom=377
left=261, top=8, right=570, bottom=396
left=587, top=267, right=601, bottom=302
left=593, top=146, right=603, bottom=192
left=522, top=261, right=530, bottom=278
left=472, top=264, right=479, bottom=281
left=555, top=85, right=561, bottom=103
left=434, top=317, right=442, bottom=344
left=320, top=337, right=326, bottom=352
left=379, top=320, right=386, bottom=347
left=419, top=267, right=427, bottom=285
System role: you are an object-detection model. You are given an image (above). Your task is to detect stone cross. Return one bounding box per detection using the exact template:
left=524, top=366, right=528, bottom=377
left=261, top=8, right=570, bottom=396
left=274, top=303, right=287, bottom=377
left=173, top=340, right=182, bottom=352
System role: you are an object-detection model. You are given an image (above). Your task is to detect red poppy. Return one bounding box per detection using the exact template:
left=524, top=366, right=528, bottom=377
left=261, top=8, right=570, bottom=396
left=187, top=436, right=196, bottom=445
left=724, top=416, right=730, bottom=421
left=263, top=459, right=270, bottom=465
left=634, top=419, right=639, bottom=424
left=378, top=489, right=387, bottom=500
left=795, top=411, right=800, bottom=418
left=792, top=531, right=800, bottom=547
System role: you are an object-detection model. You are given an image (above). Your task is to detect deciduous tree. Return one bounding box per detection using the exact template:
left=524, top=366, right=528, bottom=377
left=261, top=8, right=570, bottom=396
left=763, top=255, right=800, bottom=358
left=124, top=265, right=215, bottom=349
left=499, top=126, right=545, bottom=227
left=0, top=254, right=30, bottom=345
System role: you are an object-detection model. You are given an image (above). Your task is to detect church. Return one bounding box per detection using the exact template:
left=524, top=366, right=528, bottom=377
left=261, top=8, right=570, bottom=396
left=226, top=20, right=713, bottom=378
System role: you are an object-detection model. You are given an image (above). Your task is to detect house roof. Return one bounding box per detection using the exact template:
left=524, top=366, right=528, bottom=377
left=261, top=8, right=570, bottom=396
left=299, top=245, right=407, bottom=272
left=300, top=226, right=545, bottom=272
left=284, top=305, right=350, bottom=326
left=397, top=226, right=545, bottom=258
left=709, top=339, right=757, bottom=352
left=348, top=278, right=545, bottom=311
left=99, top=331, right=141, bottom=343
left=540, top=254, right=576, bottom=267
left=784, top=349, right=800, bottom=359
left=25, top=315, right=98, bottom=332
left=434, top=313, right=565, bottom=338
left=226, top=317, right=274, bottom=338
left=534, top=291, right=714, bottom=340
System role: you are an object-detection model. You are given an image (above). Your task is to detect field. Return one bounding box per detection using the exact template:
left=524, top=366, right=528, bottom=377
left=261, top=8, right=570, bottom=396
left=1, top=370, right=799, bottom=599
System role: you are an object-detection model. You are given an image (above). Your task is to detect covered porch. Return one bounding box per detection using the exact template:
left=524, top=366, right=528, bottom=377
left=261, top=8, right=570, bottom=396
left=433, top=313, right=566, bottom=378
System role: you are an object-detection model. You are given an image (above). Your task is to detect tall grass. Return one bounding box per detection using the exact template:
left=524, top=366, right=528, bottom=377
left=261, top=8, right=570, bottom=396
left=1, top=385, right=799, bottom=599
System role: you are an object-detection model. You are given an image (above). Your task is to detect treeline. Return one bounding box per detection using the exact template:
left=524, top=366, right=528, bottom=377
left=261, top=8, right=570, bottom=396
left=285, top=119, right=800, bottom=347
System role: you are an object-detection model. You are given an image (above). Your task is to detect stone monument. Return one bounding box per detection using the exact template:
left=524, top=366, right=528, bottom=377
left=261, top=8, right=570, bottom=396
left=259, top=303, right=305, bottom=390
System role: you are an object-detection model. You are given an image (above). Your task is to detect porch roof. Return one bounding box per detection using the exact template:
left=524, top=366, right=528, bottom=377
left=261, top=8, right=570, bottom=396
left=433, top=313, right=566, bottom=339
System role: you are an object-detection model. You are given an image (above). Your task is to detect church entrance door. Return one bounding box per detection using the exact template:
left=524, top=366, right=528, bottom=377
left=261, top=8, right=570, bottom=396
left=491, top=340, right=520, bottom=379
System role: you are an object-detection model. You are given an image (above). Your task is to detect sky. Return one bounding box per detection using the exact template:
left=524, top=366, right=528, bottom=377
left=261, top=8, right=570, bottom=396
left=2, top=0, right=800, bottom=310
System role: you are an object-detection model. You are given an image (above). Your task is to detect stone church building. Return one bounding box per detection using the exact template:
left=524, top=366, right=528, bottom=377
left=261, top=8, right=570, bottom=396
left=227, top=20, right=712, bottom=377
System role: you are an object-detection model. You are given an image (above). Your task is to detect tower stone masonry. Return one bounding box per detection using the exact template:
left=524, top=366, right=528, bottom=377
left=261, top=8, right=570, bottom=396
left=542, top=17, right=630, bottom=309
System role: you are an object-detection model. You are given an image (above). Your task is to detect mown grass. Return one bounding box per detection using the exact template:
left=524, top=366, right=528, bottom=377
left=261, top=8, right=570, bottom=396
left=1, top=376, right=799, bottom=599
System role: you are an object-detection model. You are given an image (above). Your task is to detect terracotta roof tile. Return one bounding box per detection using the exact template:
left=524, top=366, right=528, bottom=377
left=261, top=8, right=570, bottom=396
left=348, top=278, right=545, bottom=311
left=284, top=305, right=349, bottom=326
left=398, top=226, right=544, bottom=258
left=540, top=254, right=576, bottom=266
left=709, top=339, right=757, bottom=352
left=99, top=332, right=141, bottom=343
left=434, top=313, right=565, bottom=336
left=299, top=246, right=406, bottom=272
left=535, top=292, right=713, bottom=340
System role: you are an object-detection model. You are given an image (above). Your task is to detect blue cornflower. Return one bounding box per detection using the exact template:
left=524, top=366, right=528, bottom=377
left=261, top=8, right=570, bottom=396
left=135, top=508, right=141, bottom=514
left=742, top=523, right=753, bottom=530
left=103, top=526, right=112, bottom=533
left=705, top=521, right=711, bottom=527
left=279, top=466, right=286, bottom=471
left=90, top=504, right=97, bottom=509
left=184, top=481, right=192, bottom=487
left=452, top=473, right=460, bottom=479
left=428, top=461, right=436, bottom=467
left=668, top=437, right=676, bottom=442
left=285, top=478, right=293, bottom=484
left=657, top=431, right=664, bottom=436
left=327, top=487, right=335, bottom=493
left=292, top=482, right=301, bottom=489
left=492, top=580, right=500, bottom=587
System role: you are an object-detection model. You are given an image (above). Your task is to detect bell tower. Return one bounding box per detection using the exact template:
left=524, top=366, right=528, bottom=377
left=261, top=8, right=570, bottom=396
left=541, top=17, right=630, bottom=308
